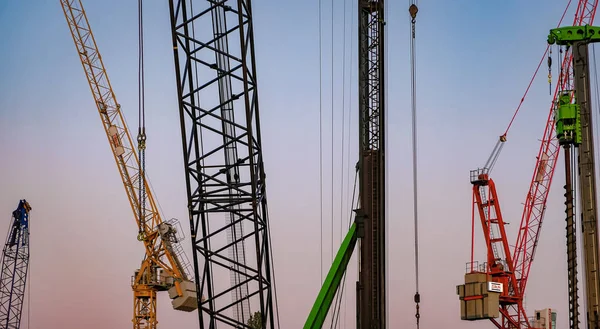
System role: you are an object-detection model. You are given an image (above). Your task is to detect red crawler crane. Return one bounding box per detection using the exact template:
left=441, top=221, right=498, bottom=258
left=457, top=1, right=598, bottom=328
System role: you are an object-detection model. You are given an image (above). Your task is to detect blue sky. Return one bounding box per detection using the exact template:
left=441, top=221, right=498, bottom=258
left=0, top=0, right=588, bottom=328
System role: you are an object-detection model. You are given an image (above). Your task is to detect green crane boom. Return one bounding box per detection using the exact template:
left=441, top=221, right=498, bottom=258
left=303, top=222, right=359, bottom=329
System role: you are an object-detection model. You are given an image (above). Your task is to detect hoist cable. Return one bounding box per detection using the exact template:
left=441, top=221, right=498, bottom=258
left=409, top=1, right=421, bottom=328
left=264, top=205, right=282, bottom=329
left=346, top=0, right=356, bottom=232
left=338, top=0, right=350, bottom=325
left=137, top=0, right=147, bottom=239
left=340, top=0, right=347, bottom=265
left=318, top=0, right=324, bottom=285
left=330, top=0, right=335, bottom=267
left=344, top=0, right=355, bottom=323
left=138, top=0, right=145, bottom=131
left=502, top=0, right=571, bottom=137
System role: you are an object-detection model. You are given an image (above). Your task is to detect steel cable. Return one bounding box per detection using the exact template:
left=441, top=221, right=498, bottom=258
left=331, top=0, right=335, bottom=267
left=319, top=0, right=324, bottom=285
left=409, top=1, right=421, bottom=328
left=137, top=0, right=147, bottom=237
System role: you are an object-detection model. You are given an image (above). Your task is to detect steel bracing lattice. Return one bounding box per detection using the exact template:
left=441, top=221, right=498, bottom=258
left=359, top=0, right=384, bottom=153
left=0, top=200, right=30, bottom=329
left=357, top=0, right=386, bottom=328
left=168, top=0, right=276, bottom=328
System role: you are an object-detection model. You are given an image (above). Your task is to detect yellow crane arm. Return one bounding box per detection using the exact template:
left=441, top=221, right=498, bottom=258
left=60, top=1, right=198, bottom=328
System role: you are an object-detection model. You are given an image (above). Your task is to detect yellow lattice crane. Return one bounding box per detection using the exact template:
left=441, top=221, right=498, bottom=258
left=60, top=1, right=198, bottom=328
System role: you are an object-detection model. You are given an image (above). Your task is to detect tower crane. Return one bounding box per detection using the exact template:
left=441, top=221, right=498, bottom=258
left=60, top=1, right=198, bottom=328
left=456, top=1, right=598, bottom=329
left=548, top=23, right=600, bottom=329
left=0, top=199, right=31, bottom=329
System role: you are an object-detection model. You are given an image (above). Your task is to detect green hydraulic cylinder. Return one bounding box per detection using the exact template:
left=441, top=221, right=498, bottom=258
left=303, top=222, right=358, bottom=329
left=555, top=90, right=581, bottom=146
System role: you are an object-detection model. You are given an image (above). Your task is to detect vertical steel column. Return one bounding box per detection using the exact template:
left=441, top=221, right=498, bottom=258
left=563, top=145, right=580, bottom=329
left=573, top=40, right=600, bottom=329
left=168, top=0, right=276, bottom=328
left=357, top=0, right=386, bottom=328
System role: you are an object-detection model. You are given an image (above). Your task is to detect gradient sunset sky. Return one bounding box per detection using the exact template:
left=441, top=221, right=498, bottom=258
left=0, top=0, right=589, bottom=328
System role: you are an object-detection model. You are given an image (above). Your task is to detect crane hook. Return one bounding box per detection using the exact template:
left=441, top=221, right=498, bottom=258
left=409, top=4, right=418, bottom=23
left=414, top=292, right=421, bottom=328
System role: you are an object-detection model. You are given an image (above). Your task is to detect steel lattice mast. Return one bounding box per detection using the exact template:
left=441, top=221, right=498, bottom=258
left=0, top=200, right=31, bottom=329
left=168, top=0, right=276, bottom=328
left=356, top=0, right=386, bottom=328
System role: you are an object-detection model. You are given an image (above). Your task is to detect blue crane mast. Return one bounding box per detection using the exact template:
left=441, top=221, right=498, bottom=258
left=0, top=199, right=31, bottom=329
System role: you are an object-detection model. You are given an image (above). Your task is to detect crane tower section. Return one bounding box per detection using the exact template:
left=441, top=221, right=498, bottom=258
left=168, top=0, right=277, bottom=328
left=356, top=0, right=386, bottom=328
left=0, top=200, right=31, bottom=329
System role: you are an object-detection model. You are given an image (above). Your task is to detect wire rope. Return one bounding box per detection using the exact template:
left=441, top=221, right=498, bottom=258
left=319, top=0, right=324, bottom=285
left=331, top=0, right=335, bottom=266
left=409, top=1, right=421, bottom=328
left=342, top=0, right=353, bottom=325
left=340, top=0, right=348, bottom=266
left=264, top=203, right=282, bottom=328
left=137, top=0, right=147, bottom=238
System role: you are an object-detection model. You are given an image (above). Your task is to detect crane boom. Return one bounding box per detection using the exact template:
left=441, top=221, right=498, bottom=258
left=0, top=200, right=31, bottom=329
left=59, top=1, right=197, bottom=328
left=304, top=223, right=358, bottom=329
